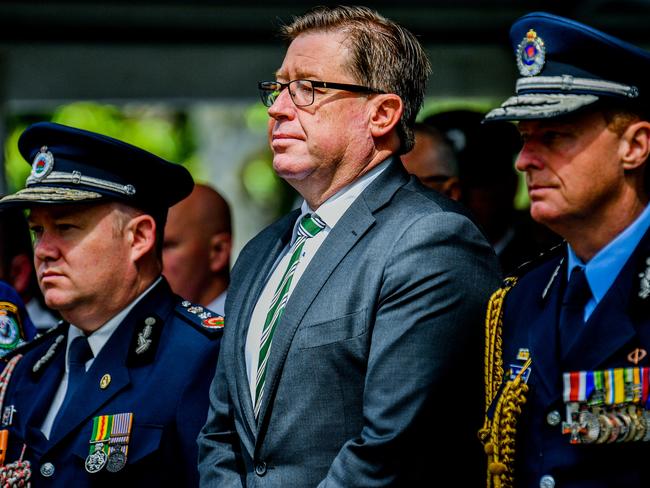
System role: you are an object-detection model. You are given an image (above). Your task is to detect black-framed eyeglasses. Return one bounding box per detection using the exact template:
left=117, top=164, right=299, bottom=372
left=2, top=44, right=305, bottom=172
left=258, top=79, right=385, bottom=108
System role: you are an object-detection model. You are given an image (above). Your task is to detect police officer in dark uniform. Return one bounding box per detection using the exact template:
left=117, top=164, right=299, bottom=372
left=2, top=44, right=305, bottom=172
left=0, top=122, right=223, bottom=486
left=0, top=280, right=36, bottom=355
left=480, top=12, right=650, bottom=488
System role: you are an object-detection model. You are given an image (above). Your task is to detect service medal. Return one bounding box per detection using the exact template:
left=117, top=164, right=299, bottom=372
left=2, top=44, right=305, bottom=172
left=616, top=411, right=634, bottom=442
left=629, top=405, right=646, bottom=442
left=106, top=412, right=133, bottom=472
left=596, top=412, right=613, bottom=444
left=643, top=410, right=650, bottom=442
left=106, top=449, right=127, bottom=472
left=85, top=443, right=108, bottom=473
left=86, top=415, right=113, bottom=473
left=577, top=410, right=600, bottom=444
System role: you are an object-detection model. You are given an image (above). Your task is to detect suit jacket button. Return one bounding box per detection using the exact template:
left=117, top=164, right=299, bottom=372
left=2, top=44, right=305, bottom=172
left=539, top=475, right=555, bottom=488
left=255, top=461, right=267, bottom=476
left=40, top=462, right=55, bottom=477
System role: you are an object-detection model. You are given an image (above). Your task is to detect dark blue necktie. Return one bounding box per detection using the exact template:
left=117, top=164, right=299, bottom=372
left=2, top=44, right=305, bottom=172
left=559, top=267, right=592, bottom=357
left=51, top=335, right=93, bottom=438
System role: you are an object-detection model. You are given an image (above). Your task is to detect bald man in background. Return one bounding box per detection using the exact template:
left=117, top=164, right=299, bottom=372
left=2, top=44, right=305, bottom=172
left=163, top=183, right=232, bottom=316
left=401, top=122, right=462, bottom=201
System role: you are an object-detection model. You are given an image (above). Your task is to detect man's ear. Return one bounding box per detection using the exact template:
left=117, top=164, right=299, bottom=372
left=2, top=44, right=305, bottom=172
left=208, top=233, right=232, bottom=273
left=128, top=214, right=157, bottom=262
left=621, top=120, right=650, bottom=171
left=369, top=94, right=403, bottom=138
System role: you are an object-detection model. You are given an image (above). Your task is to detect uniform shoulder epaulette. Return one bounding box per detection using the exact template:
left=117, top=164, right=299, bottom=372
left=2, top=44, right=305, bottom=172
left=1, top=320, right=68, bottom=364
left=175, top=300, right=224, bottom=338
left=506, top=241, right=565, bottom=282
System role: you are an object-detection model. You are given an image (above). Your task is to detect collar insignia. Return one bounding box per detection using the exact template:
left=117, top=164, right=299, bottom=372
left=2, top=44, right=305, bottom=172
left=638, top=257, right=650, bottom=299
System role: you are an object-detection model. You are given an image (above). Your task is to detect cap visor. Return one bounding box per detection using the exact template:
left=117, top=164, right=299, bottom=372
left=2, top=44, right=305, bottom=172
left=484, top=93, right=600, bottom=122
left=0, top=186, right=103, bottom=208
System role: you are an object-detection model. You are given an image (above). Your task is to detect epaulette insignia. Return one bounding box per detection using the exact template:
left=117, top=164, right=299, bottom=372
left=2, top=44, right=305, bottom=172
left=127, top=315, right=163, bottom=367
left=639, top=256, right=650, bottom=299
left=631, top=253, right=650, bottom=316
left=508, top=241, right=565, bottom=280
left=176, top=300, right=223, bottom=338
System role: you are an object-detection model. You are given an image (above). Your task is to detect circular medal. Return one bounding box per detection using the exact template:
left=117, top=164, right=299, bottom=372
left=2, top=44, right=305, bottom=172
left=106, top=450, right=127, bottom=472
left=628, top=406, right=646, bottom=442
left=85, top=448, right=107, bottom=474
left=617, top=411, right=635, bottom=442
left=596, top=412, right=613, bottom=444
left=606, top=413, right=622, bottom=443
left=643, top=410, right=650, bottom=442
left=577, top=410, right=600, bottom=444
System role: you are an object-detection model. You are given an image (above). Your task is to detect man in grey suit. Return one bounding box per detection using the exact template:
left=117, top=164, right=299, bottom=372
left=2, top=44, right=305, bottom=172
left=198, top=5, right=501, bottom=486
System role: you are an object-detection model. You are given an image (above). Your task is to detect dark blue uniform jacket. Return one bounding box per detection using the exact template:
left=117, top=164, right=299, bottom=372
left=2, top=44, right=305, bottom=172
left=500, top=230, right=650, bottom=488
left=0, top=278, right=221, bottom=487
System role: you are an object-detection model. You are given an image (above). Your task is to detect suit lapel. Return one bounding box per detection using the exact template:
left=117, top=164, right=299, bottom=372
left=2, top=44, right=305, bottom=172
left=232, top=211, right=299, bottom=439
left=528, top=258, right=564, bottom=403
left=15, top=339, right=67, bottom=454
left=255, top=159, right=408, bottom=428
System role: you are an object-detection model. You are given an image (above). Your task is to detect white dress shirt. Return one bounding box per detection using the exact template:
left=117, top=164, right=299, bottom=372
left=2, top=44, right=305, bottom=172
left=41, top=277, right=162, bottom=439
left=245, top=161, right=389, bottom=401
left=207, top=290, right=227, bottom=317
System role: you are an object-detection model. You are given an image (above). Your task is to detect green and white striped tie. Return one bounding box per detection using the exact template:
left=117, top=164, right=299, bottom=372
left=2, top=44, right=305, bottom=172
left=254, top=213, right=326, bottom=418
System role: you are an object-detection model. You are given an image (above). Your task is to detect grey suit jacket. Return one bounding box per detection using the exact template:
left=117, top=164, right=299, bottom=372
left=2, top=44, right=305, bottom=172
left=198, top=159, right=501, bottom=487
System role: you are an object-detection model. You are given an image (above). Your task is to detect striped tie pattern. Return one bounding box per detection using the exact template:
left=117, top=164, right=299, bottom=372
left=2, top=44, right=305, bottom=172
left=254, top=213, right=326, bottom=418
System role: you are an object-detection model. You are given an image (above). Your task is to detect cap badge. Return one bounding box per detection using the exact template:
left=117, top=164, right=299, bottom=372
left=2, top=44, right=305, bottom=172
left=517, top=29, right=546, bottom=77
left=31, top=146, right=54, bottom=181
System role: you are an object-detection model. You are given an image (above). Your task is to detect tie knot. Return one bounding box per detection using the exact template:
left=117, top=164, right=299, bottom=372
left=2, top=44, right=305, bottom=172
left=563, top=266, right=592, bottom=306
left=68, top=336, right=93, bottom=367
left=298, top=213, right=326, bottom=239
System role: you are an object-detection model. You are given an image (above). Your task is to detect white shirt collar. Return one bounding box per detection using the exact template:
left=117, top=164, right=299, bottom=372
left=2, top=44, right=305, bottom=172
left=292, top=160, right=390, bottom=243
left=67, top=277, right=162, bottom=366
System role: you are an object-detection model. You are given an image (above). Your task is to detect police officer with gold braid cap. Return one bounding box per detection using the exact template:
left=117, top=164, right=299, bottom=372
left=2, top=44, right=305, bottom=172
left=0, top=122, right=223, bottom=486
left=479, top=12, right=650, bottom=488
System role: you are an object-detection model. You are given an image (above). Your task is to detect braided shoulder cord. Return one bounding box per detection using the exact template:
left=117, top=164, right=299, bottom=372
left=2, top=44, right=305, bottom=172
left=0, top=355, right=22, bottom=414
left=483, top=277, right=517, bottom=409
left=478, top=277, right=532, bottom=488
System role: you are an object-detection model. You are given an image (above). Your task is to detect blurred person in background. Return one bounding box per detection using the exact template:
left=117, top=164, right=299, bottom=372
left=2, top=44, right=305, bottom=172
left=401, top=121, right=462, bottom=200
left=0, top=279, right=36, bottom=355
left=0, top=207, right=59, bottom=331
left=425, top=109, right=560, bottom=275
left=163, top=183, right=231, bottom=316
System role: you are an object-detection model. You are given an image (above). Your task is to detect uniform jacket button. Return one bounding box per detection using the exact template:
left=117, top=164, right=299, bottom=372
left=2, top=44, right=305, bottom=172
left=546, top=410, right=562, bottom=426
left=40, top=462, right=55, bottom=477
left=255, top=461, right=267, bottom=476
left=540, top=474, right=555, bottom=488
